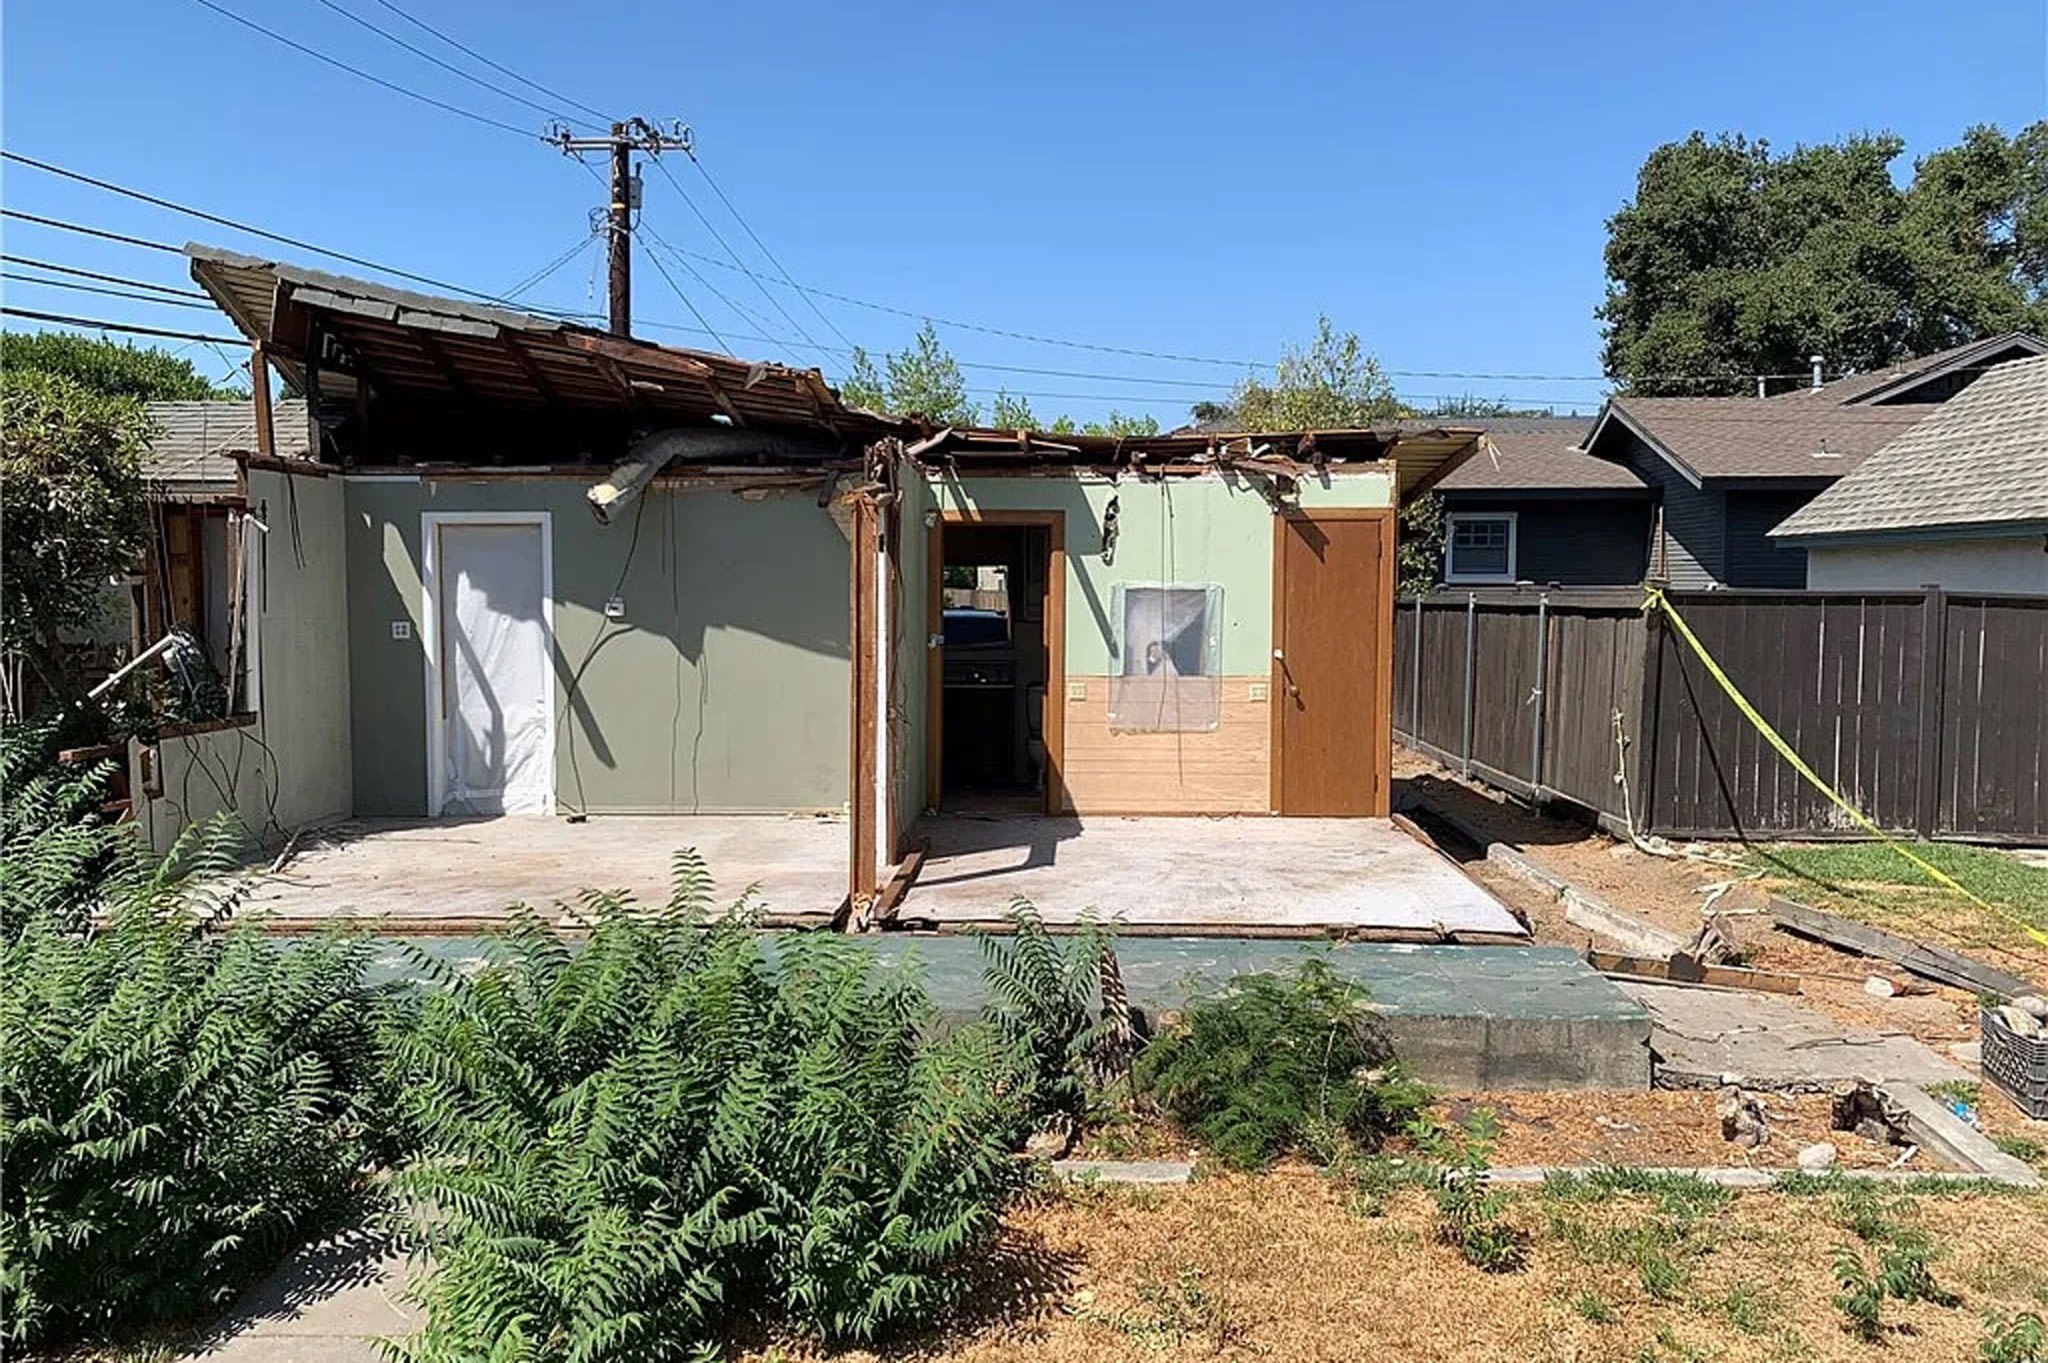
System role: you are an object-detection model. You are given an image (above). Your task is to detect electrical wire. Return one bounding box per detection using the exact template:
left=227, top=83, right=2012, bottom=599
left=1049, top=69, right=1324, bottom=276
left=501, top=227, right=601, bottom=300
left=1, top=207, right=183, bottom=253
left=365, top=0, right=614, bottom=126
left=184, top=0, right=537, bottom=138
left=0, top=255, right=209, bottom=297
left=301, top=0, right=599, bottom=129
left=630, top=227, right=732, bottom=354
left=646, top=157, right=822, bottom=351
left=683, top=151, right=857, bottom=350
left=2, top=152, right=579, bottom=315
left=0, top=307, right=246, bottom=344
left=3, top=271, right=220, bottom=309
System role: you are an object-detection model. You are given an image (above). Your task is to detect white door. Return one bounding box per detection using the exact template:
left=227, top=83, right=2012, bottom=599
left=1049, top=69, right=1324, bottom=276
left=432, top=521, right=553, bottom=815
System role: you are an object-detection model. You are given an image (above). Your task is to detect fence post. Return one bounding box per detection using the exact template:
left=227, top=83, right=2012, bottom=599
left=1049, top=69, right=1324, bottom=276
left=1411, top=595, right=1424, bottom=743
left=1635, top=585, right=1667, bottom=837
left=1460, top=591, right=1477, bottom=777
left=1914, top=584, right=1947, bottom=838
left=1529, top=592, right=1549, bottom=794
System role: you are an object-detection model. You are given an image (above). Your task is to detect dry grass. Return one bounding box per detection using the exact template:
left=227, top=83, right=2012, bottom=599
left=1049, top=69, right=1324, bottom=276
left=740, top=1175, right=2047, bottom=1363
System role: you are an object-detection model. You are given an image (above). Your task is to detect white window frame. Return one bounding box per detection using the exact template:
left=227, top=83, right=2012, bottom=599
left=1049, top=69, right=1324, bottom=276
left=420, top=511, right=557, bottom=817
left=1444, top=511, right=1518, bottom=585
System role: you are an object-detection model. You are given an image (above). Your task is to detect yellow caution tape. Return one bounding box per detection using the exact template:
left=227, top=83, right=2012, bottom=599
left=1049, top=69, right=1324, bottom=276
left=1644, top=587, right=2048, bottom=950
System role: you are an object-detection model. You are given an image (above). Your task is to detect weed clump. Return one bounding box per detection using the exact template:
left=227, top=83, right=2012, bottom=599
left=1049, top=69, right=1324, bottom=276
left=1134, top=957, right=1429, bottom=1170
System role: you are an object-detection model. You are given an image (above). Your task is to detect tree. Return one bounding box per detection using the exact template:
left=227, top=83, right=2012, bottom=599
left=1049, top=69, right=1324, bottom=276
left=839, top=321, right=976, bottom=424
left=1216, top=316, right=1410, bottom=430
left=1, top=370, right=150, bottom=706
left=0, top=332, right=243, bottom=401
left=1599, top=124, right=2048, bottom=394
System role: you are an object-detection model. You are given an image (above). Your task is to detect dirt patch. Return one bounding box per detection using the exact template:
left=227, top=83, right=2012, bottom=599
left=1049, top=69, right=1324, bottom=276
left=741, top=1174, right=2047, bottom=1362
left=1435, top=1089, right=1941, bottom=1171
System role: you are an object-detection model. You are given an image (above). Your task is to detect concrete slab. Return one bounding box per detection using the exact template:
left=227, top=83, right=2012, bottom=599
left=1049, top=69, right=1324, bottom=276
left=901, top=814, right=1526, bottom=938
left=236, top=815, right=848, bottom=928
left=183, top=1227, right=412, bottom=1362
left=1618, top=981, right=1973, bottom=1091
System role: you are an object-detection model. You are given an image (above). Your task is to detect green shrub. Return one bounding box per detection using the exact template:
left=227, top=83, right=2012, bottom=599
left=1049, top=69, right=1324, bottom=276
left=1415, top=1110, right=1529, bottom=1274
left=1834, top=1246, right=1888, bottom=1343
left=0, top=870, right=393, bottom=1349
left=1135, top=957, right=1429, bottom=1170
left=1, top=717, right=142, bottom=938
left=387, top=865, right=1024, bottom=1362
left=979, top=901, right=1115, bottom=1131
left=1982, top=1311, right=2047, bottom=1363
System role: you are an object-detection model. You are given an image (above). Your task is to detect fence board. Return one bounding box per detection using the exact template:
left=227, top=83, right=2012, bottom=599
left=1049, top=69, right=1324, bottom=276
left=1395, top=587, right=2046, bottom=842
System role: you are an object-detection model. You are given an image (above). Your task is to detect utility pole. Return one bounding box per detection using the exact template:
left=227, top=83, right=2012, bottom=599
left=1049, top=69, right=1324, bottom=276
left=549, top=117, right=692, bottom=337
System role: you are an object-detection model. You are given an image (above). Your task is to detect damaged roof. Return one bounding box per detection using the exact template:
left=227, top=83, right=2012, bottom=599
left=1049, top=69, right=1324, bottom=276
left=185, top=244, right=900, bottom=441
left=1771, top=353, right=2048, bottom=543
left=906, top=424, right=1484, bottom=499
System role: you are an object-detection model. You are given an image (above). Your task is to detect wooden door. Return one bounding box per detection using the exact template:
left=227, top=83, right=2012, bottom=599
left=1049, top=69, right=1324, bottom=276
left=1273, top=511, right=1392, bottom=815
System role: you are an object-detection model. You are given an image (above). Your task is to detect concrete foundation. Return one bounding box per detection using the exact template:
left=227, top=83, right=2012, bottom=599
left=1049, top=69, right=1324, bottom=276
left=902, top=814, right=1527, bottom=938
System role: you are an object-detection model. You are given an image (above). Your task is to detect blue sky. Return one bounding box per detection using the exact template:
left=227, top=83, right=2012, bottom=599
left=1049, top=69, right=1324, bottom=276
left=4, top=0, right=2043, bottom=423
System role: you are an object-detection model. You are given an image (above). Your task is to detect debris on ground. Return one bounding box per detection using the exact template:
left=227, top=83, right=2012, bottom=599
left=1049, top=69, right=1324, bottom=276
left=1717, top=1085, right=1769, bottom=1148
left=1796, top=1141, right=1838, bottom=1172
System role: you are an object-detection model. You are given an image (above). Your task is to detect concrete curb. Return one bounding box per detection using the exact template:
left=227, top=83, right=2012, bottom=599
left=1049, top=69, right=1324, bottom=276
left=1483, top=1164, right=2037, bottom=1188
left=1051, top=1159, right=1195, bottom=1184
left=1880, top=1083, right=2043, bottom=1186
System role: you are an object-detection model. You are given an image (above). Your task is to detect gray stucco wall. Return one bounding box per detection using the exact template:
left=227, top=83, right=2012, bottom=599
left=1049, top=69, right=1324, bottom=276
left=1805, top=536, right=2048, bottom=593
left=131, top=468, right=354, bottom=853
left=1441, top=494, right=1651, bottom=586
left=892, top=463, right=932, bottom=836
left=343, top=476, right=850, bottom=816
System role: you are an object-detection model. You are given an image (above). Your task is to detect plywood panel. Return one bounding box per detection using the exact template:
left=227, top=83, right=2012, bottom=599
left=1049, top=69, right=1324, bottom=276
left=1060, top=674, right=1269, bottom=813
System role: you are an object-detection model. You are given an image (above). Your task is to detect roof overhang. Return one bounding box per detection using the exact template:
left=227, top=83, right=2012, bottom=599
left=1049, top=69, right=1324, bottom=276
left=1771, top=518, right=2048, bottom=547
left=1584, top=400, right=1705, bottom=487
left=185, top=245, right=902, bottom=444
left=905, top=424, right=1482, bottom=500
left=1843, top=332, right=2048, bottom=406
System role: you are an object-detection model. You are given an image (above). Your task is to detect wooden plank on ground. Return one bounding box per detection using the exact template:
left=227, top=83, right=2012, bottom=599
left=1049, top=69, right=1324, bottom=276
left=1769, top=895, right=2037, bottom=998
left=1586, top=949, right=1802, bottom=995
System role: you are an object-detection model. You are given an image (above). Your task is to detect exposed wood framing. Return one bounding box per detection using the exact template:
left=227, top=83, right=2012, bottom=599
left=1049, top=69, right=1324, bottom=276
left=500, top=336, right=557, bottom=400
left=1586, top=950, right=1803, bottom=995
left=1771, top=896, right=2037, bottom=997
left=251, top=342, right=275, bottom=461
left=413, top=331, right=472, bottom=397
left=848, top=495, right=883, bottom=910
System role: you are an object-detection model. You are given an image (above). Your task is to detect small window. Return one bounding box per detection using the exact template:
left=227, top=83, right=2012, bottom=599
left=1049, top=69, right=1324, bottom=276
left=1109, top=584, right=1221, bottom=732
left=1445, top=512, right=1517, bottom=584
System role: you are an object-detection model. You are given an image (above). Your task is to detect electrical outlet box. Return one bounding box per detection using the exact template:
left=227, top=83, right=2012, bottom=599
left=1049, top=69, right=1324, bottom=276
left=1248, top=681, right=1269, bottom=702
left=1066, top=680, right=1088, bottom=701
left=390, top=620, right=412, bottom=641
left=603, top=596, right=627, bottom=620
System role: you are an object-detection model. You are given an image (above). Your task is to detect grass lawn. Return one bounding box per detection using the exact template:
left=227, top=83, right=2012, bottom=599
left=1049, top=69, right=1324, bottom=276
left=1748, top=841, right=2048, bottom=976
left=744, top=1174, right=2048, bottom=1362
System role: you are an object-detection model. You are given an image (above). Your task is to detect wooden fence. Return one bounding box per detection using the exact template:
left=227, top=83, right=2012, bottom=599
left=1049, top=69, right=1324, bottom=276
left=1393, top=586, right=2048, bottom=843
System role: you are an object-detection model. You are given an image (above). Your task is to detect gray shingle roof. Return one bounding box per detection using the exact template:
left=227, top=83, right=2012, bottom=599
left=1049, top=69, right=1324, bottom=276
left=1431, top=415, right=1643, bottom=491
left=1770, top=354, right=2048, bottom=542
left=142, top=399, right=312, bottom=488
left=1599, top=396, right=1937, bottom=482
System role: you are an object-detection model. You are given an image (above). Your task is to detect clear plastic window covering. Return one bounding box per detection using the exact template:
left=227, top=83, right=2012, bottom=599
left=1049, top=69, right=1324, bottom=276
left=440, top=524, right=552, bottom=815
left=1449, top=516, right=1512, bottom=578
left=1109, top=584, right=1222, bottom=733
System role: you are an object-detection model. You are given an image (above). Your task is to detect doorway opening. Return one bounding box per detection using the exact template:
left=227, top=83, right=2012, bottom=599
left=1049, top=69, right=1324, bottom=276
left=927, top=514, right=1064, bottom=815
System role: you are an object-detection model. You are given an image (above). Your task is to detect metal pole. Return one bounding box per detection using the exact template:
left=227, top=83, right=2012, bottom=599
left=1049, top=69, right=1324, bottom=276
left=1460, top=591, right=1477, bottom=776
left=1530, top=592, right=1550, bottom=794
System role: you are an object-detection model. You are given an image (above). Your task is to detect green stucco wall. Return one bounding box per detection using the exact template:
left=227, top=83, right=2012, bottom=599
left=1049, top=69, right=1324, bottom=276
left=892, top=463, right=932, bottom=833
left=928, top=467, right=1392, bottom=675
left=343, top=476, right=850, bottom=816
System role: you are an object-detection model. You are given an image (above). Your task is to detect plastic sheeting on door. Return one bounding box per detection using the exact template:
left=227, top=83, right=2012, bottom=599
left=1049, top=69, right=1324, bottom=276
left=438, top=523, right=552, bottom=815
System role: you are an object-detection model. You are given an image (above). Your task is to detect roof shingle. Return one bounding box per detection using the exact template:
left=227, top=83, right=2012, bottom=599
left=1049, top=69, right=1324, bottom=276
left=1431, top=415, right=1642, bottom=491
left=1769, top=354, right=2048, bottom=542
left=142, top=399, right=313, bottom=488
left=1602, top=397, right=1936, bottom=481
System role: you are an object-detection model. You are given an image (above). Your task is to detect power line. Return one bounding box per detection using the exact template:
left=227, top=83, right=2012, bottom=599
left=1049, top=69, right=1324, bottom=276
left=2, top=271, right=219, bottom=310
left=366, top=0, right=614, bottom=126
left=1, top=208, right=182, bottom=253
left=1, top=306, right=246, bottom=345
left=645, top=157, right=822, bottom=352
left=502, top=228, right=601, bottom=299
left=301, top=0, right=596, bottom=128
left=0, top=254, right=209, bottom=296
left=2, top=151, right=579, bottom=315
left=683, top=152, right=857, bottom=350
left=630, top=228, right=732, bottom=354
left=185, top=0, right=536, bottom=139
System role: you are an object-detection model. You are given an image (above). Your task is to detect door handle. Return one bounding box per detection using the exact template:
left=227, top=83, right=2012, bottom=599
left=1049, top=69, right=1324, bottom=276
left=1273, top=648, right=1300, bottom=699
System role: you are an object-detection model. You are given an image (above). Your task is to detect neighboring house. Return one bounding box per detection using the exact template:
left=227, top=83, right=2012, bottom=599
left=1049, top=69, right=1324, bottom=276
left=1769, top=353, right=2048, bottom=593
left=1426, top=333, right=2048, bottom=589
left=141, top=244, right=1486, bottom=920
left=1430, top=416, right=1645, bottom=585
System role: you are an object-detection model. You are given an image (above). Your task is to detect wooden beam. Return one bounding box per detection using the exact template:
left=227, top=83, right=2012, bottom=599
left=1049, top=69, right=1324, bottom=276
left=413, top=331, right=471, bottom=396
left=1586, top=950, right=1803, bottom=995
left=250, top=341, right=275, bottom=460
left=1770, top=896, right=2037, bottom=997
left=560, top=330, right=716, bottom=378
left=501, top=337, right=558, bottom=401
left=698, top=369, right=747, bottom=426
